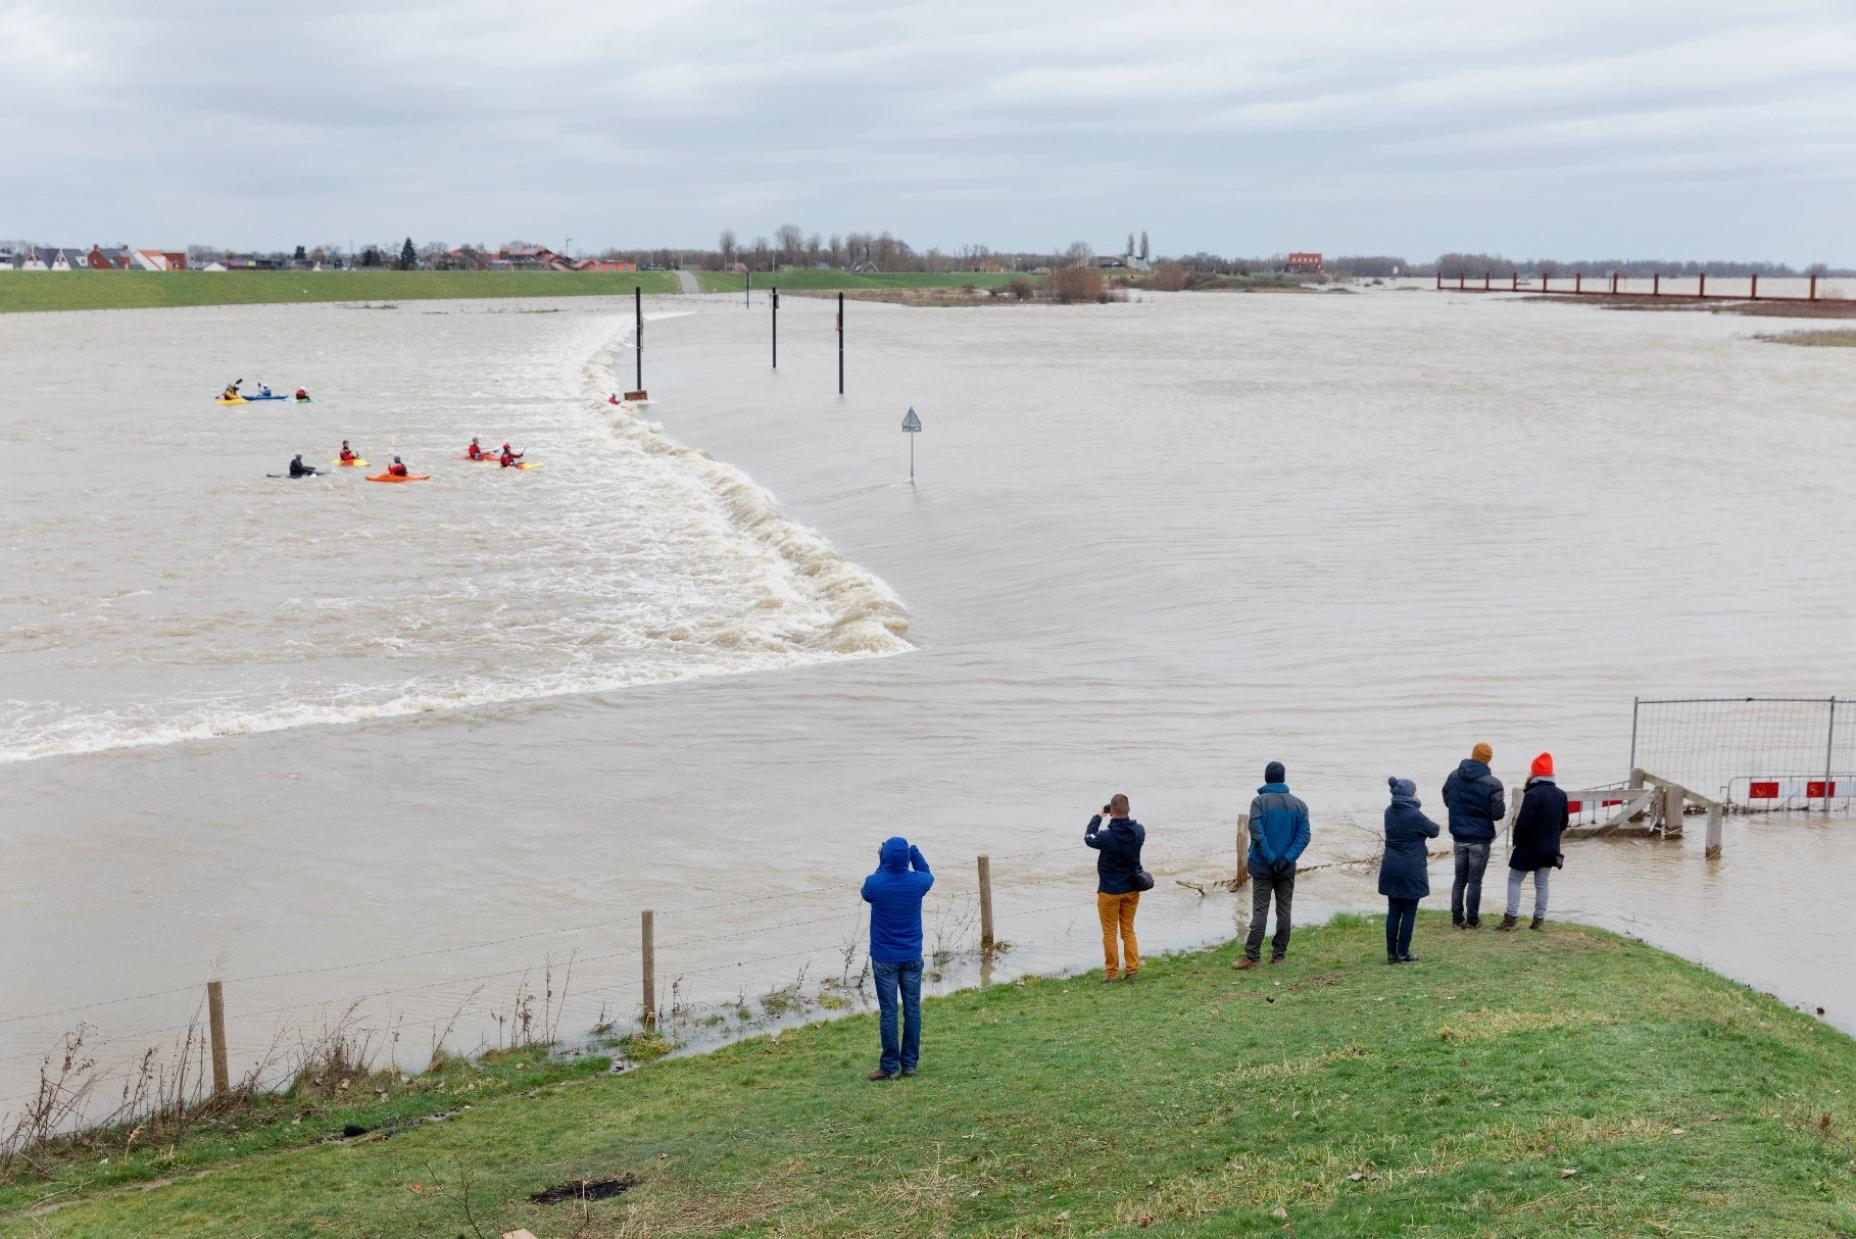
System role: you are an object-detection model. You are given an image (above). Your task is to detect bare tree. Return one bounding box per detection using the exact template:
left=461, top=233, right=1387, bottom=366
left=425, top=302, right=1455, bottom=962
left=1064, top=240, right=1094, bottom=267
left=805, top=233, right=822, bottom=266
left=751, top=235, right=770, bottom=269
left=718, top=230, right=737, bottom=267
left=828, top=234, right=844, bottom=266
left=775, top=223, right=804, bottom=266
left=1126, top=232, right=1135, bottom=258
left=1139, top=230, right=1150, bottom=261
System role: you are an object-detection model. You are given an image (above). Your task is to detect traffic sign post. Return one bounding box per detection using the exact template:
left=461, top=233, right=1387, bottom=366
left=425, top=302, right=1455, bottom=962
left=901, top=406, right=921, bottom=481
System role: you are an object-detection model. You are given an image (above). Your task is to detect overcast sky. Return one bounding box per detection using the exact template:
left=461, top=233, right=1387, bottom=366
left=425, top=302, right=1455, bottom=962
left=5, top=0, right=1853, bottom=263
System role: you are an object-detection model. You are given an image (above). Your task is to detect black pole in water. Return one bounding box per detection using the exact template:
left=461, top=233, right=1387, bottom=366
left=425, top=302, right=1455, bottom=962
left=837, top=291, right=844, bottom=395
left=634, top=286, right=643, bottom=392
left=771, top=287, right=778, bottom=369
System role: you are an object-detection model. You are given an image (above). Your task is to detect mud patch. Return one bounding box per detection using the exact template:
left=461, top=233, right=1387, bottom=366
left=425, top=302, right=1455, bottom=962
left=529, top=1173, right=642, bottom=1204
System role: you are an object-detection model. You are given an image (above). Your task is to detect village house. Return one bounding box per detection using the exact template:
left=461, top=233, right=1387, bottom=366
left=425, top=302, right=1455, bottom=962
left=571, top=258, right=637, bottom=273
left=86, top=245, right=133, bottom=269
left=132, top=249, right=188, bottom=271
left=7, top=247, right=85, bottom=271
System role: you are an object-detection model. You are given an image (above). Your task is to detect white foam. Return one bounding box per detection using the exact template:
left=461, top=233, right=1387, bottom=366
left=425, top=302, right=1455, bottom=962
left=0, top=308, right=911, bottom=764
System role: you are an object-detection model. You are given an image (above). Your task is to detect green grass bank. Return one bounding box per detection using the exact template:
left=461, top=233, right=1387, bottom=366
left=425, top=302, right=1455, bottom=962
left=4, top=915, right=1853, bottom=1236
left=695, top=269, right=1018, bottom=293
left=0, top=270, right=683, bottom=313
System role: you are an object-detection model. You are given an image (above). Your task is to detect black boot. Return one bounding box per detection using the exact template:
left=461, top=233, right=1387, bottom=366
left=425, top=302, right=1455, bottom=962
left=1530, top=915, right=1545, bottom=931
left=1497, top=914, right=1518, bottom=931
left=1386, top=954, right=1401, bottom=965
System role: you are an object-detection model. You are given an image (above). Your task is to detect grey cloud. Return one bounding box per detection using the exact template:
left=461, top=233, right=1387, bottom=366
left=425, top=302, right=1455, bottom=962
left=1, top=0, right=1851, bottom=263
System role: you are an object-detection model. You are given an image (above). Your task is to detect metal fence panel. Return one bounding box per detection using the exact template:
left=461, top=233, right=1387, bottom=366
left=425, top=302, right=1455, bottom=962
left=1629, top=696, right=1853, bottom=808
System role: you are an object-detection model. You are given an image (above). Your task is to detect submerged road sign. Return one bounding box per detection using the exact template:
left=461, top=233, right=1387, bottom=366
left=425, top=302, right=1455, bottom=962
left=901, top=407, right=921, bottom=480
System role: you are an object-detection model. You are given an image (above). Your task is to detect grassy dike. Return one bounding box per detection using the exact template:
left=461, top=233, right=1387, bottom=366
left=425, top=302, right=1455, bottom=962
left=4, top=915, right=1854, bottom=1236
left=696, top=269, right=1018, bottom=293
left=0, top=270, right=684, bottom=313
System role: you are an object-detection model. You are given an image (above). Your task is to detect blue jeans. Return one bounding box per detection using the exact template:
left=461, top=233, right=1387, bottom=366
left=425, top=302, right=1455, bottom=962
left=1451, top=841, right=1491, bottom=925
left=872, top=958, right=923, bottom=1075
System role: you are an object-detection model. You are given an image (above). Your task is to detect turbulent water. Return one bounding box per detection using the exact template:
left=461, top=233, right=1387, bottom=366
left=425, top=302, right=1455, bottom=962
left=3, top=288, right=1853, bottom=1111
left=0, top=306, right=908, bottom=762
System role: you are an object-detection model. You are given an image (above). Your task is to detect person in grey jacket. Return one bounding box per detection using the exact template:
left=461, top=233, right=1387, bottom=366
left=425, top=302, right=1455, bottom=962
left=1442, top=743, right=1505, bottom=929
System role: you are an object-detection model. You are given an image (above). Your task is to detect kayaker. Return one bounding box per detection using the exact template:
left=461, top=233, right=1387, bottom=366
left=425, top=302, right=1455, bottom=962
left=338, top=441, right=357, bottom=464
left=608, top=393, right=620, bottom=405
left=257, top=383, right=272, bottom=397
left=288, top=454, right=316, bottom=478
left=295, top=388, right=311, bottom=402
left=499, top=447, right=522, bottom=468
left=466, top=437, right=487, bottom=460
left=223, top=379, right=242, bottom=400
left=387, top=456, right=409, bottom=478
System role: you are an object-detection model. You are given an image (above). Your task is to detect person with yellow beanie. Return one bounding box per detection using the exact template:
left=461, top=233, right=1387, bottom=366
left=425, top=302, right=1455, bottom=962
left=1441, top=742, right=1505, bottom=928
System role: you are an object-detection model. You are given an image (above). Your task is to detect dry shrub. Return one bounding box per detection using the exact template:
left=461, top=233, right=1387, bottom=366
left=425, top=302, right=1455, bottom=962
left=1043, top=266, right=1105, bottom=304
left=1008, top=276, right=1035, bottom=301
left=1148, top=260, right=1189, bottom=291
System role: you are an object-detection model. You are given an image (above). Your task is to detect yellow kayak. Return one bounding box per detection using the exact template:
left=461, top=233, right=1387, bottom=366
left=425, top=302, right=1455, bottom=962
left=329, top=458, right=370, bottom=468
left=216, top=396, right=248, bottom=405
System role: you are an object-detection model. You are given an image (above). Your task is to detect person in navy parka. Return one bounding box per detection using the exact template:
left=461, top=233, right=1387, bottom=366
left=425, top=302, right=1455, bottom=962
left=1379, top=777, right=1442, bottom=963
left=1442, top=743, right=1505, bottom=929
left=860, top=836, right=933, bottom=1080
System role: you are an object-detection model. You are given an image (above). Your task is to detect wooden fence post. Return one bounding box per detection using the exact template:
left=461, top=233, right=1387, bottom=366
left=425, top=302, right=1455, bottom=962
left=641, top=910, right=656, bottom=1028
left=1705, top=803, right=1724, bottom=859
left=206, top=979, right=230, bottom=1099
left=1235, top=814, right=1251, bottom=887
left=1661, top=785, right=1684, bottom=837
left=977, top=855, right=995, bottom=952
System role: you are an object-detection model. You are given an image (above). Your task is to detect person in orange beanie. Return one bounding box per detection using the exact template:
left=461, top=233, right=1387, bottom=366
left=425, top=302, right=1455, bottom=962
left=1499, top=752, right=1568, bottom=930
left=1442, top=741, right=1505, bottom=928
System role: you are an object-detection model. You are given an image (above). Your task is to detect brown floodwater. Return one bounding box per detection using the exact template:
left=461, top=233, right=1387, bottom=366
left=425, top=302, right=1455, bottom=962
left=2, top=288, right=1851, bottom=1115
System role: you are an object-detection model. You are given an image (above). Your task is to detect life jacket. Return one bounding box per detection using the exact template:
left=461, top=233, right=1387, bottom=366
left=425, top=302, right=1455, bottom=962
left=468, top=444, right=483, bottom=459
left=296, top=389, right=309, bottom=399
left=339, top=449, right=355, bottom=462
left=500, top=452, right=516, bottom=467
left=388, top=463, right=408, bottom=477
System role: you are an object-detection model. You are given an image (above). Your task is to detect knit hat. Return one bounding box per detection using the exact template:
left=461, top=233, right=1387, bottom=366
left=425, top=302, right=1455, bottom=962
left=1388, top=776, right=1416, bottom=799
left=1531, top=752, right=1554, bottom=778
left=1471, top=742, right=1493, bottom=763
left=1265, top=760, right=1286, bottom=784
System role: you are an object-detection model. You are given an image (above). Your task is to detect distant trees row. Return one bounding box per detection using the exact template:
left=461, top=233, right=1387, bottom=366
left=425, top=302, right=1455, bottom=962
left=1427, top=252, right=1847, bottom=278
left=13, top=235, right=1843, bottom=280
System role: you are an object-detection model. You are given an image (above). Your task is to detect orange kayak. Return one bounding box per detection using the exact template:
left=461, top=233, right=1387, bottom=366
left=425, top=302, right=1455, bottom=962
left=366, top=472, right=430, bottom=483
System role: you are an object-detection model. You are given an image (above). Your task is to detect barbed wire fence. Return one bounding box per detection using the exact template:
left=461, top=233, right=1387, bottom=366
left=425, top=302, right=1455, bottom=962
left=1629, top=696, right=1856, bottom=810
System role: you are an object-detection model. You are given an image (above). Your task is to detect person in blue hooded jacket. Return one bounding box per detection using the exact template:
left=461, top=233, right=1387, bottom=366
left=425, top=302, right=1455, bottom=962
left=1380, top=777, right=1441, bottom=964
left=860, top=836, right=933, bottom=1080
left=1235, top=761, right=1311, bottom=969
left=1442, top=742, right=1506, bottom=929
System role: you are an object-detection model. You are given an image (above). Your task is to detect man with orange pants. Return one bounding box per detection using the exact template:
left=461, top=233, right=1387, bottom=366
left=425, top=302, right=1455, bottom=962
left=1086, top=794, right=1148, bottom=982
